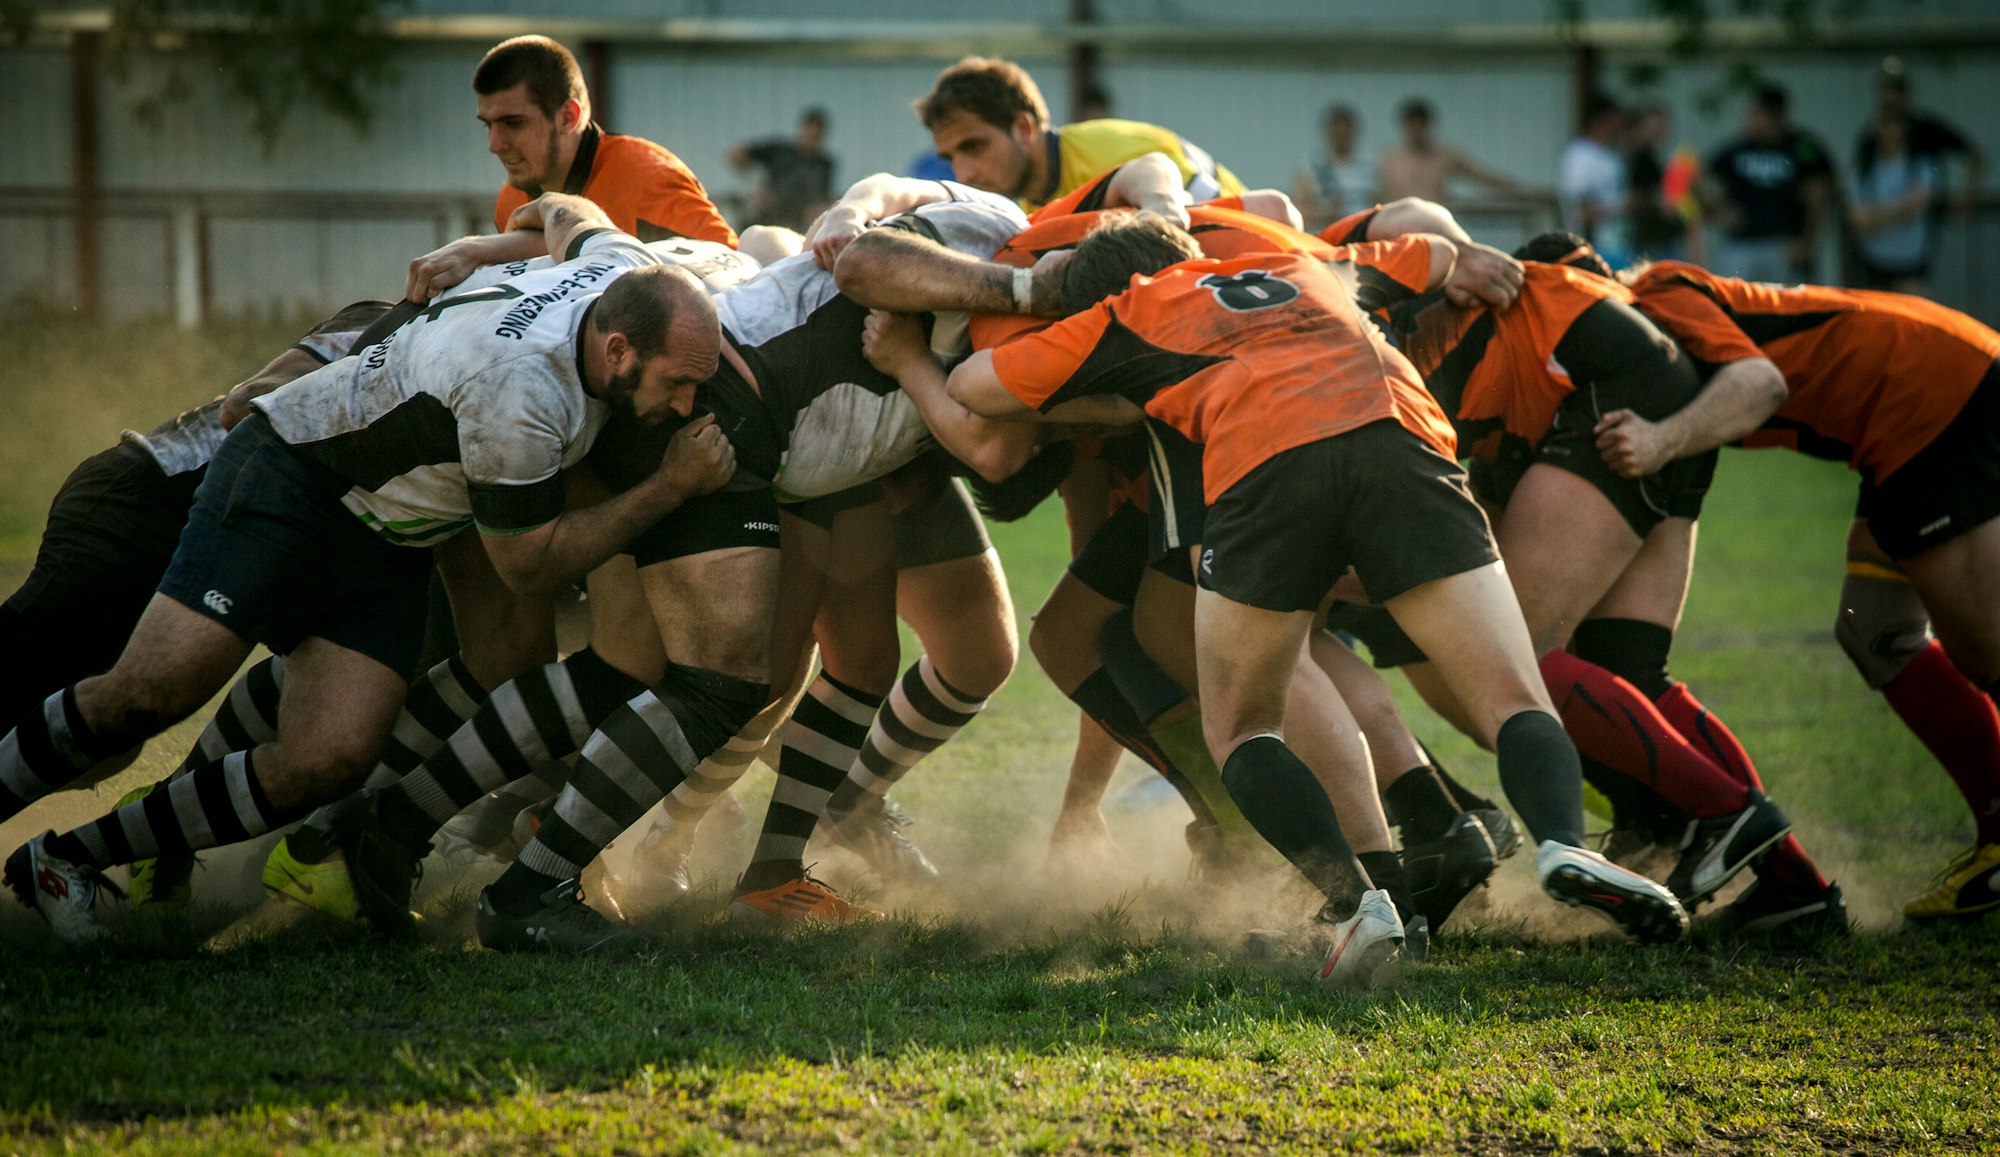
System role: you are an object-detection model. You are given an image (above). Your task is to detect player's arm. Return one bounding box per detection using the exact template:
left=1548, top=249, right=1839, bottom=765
left=508, top=193, right=622, bottom=265
left=478, top=415, right=735, bottom=597
left=834, top=226, right=1069, bottom=317
left=1100, top=152, right=1194, bottom=227
left=1234, top=189, right=1304, bottom=231
left=217, top=347, right=327, bottom=430
left=1594, top=357, right=1788, bottom=478
left=1366, top=196, right=1471, bottom=243
left=862, top=310, right=1039, bottom=482
left=402, top=193, right=617, bottom=302
left=806, top=173, right=953, bottom=268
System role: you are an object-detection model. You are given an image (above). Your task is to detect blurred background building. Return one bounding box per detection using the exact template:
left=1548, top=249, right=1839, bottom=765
left=3, top=0, right=1997, bottom=323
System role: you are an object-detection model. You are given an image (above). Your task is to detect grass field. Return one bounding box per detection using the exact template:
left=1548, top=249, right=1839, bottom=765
left=1, top=318, right=1996, bottom=1154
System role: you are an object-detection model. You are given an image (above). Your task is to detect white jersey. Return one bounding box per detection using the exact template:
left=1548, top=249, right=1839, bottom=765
left=713, top=181, right=1028, bottom=499
left=448, top=236, right=760, bottom=302
left=255, top=230, right=661, bottom=546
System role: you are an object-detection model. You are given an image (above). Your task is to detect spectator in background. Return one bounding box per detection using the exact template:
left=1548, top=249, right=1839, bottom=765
left=1865, top=59, right=1984, bottom=220
left=1294, top=104, right=1377, bottom=233
left=1625, top=100, right=1705, bottom=265
left=1848, top=112, right=1939, bottom=293
left=1377, top=97, right=1538, bottom=207
left=1074, top=83, right=1114, bottom=123
left=1700, top=84, right=1834, bottom=282
left=730, top=107, right=837, bottom=232
left=1557, top=95, right=1629, bottom=266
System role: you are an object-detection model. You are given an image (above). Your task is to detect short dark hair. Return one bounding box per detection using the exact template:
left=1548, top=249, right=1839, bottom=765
left=1323, top=103, right=1356, bottom=127
left=801, top=106, right=829, bottom=130
left=1399, top=97, right=1434, bottom=124
left=474, top=35, right=587, bottom=118
left=1753, top=83, right=1789, bottom=117
left=592, top=266, right=706, bottom=361
left=1514, top=230, right=1612, bottom=278
left=1582, top=94, right=1623, bottom=125
left=914, top=56, right=1050, bottom=132
left=1059, top=211, right=1205, bottom=315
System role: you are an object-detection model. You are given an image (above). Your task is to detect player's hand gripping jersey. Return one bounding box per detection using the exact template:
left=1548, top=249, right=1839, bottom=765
left=1628, top=260, right=2000, bottom=481
left=254, top=230, right=666, bottom=546
left=989, top=252, right=1457, bottom=504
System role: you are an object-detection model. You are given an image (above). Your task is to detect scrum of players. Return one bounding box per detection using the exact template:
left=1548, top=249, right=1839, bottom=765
left=6, top=37, right=2000, bottom=987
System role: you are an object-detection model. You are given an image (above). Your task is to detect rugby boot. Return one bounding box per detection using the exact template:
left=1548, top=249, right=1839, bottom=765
left=1315, top=889, right=1406, bottom=989
left=329, top=789, right=426, bottom=935
left=605, top=811, right=695, bottom=908
left=1537, top=839, right=1688, bottom=943
left=1401, top=812, right=1497, bottom=928
left=5, top=832, right=124, bottom=945
left=1905, top=843, right=2000, bottom=922
left=1666, top=792, right=1792, bottom=909
left=475, top=877, right=646, bottom=953
left=261, top=835, right=362, bottom=924
left=116, top=782, right=197, bottom=908
left=1715, top=878, right=1849, bottom=940
left=826, top=794, right=938, bottom=885
left=728, top=874, right=879, bottom=925
left=1473, top=806, right=1523, bottom=861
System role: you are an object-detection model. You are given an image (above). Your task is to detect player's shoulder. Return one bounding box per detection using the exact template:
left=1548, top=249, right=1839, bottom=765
left=597, top=131, right=698, bottom=174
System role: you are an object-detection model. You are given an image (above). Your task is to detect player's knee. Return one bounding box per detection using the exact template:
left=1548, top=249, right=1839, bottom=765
left=1835, top=573, right=1931, bottom=689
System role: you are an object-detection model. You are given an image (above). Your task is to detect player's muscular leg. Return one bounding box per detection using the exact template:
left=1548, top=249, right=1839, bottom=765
left=1030, top=574, right=1123, bottom=694
left=1493, top=466, right=1645, bottom=654
left=1191, top=592, right=1311, bottom=762
left=1584, top=518, right=1697, bottom=629
left=897, top=549, right=1017, bottom=699
left=813, top=501, right=901, bottom=695
left=73, top=595, right=254, bottom=743
left=641, top=546, right=783, bottom=686
left=1311, top=632, right=1427, bottom=790
left=1133, top=563, right=1201, bottom=692
left=1902, top=517, right=2000, bottom=685
left=433, top=530, right=556, bottom=691
left=1399, top=661, right=1487, bottom=749
left=584, top=555, right=667, bottom=684
left=1283, top=646, right=1393, bottom=853
left=1382, top=563, right=1554, bottom=747
left=255, top=637, right=409, bottom=810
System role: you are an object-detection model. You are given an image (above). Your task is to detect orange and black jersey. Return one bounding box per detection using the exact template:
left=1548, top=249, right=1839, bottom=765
left=971, top=166, right=1437, bottom=351
left=1388, top=262, right=1655, bottom=457
left=1629, top=261, right=2000, bottom=480
left=494, top=124, right=737, bottom=247
left=988, top=253, right=1456, bottom=504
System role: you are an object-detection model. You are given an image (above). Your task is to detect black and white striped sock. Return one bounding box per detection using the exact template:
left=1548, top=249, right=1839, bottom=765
left=0, top=687, right=125, bottom=822
left=374, top=648, right=646, bottom=851
left=740, top=672, right=884, bottom=891
left=51, top=750, right=307, bottom=869
left=172, top=655, right=286, bottom=777
left=825, top=657, right=986, bottom=818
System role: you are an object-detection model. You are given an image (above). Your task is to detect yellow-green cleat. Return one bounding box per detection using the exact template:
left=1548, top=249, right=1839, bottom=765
left=260, top=835, right=362, bottom=924
left=1905, top=842, right=2000, bottom=922
left=117, top=782, right=198, bottom=908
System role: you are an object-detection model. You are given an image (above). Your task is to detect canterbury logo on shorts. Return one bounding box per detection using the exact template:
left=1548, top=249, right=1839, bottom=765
left=202, top=590, right=233, bottom=615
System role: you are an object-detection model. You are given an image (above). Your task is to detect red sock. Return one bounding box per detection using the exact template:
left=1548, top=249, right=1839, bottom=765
left=1882, top=641, right=2000, bottom=845
left=1539, top=650, right=1751, bottom=819
left=1655, top=682, right=1827, bottom=891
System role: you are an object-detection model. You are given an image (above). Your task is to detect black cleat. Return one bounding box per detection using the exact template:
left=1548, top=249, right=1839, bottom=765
left=331, top=790, right=427, bottom=936
left=475, top=878, right=646, bottom=952
left=1472, top=807, right=1522, bottom=861
left=1401, top=813, right=1496, bottom=928
left=827, top=794, right=939, bottom=885
left=1713, top=878, right=1849, bottom=941
left=1666, top=792, right=1792, bottom=909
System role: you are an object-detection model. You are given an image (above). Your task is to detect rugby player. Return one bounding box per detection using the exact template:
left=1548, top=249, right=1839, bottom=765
left=3, top=209, right=732, bottom=943
left=949, top=212, right=1691, bottom=979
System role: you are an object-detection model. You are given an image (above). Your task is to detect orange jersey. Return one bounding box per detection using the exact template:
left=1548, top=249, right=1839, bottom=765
left=1629, top=261, right=2000, bottom=479
left=973, top=168, right=1435, bottom=351
left=988, top=253, right=1456, bottom=503
left=1392, top=262, right=1635, bottom=454
left=1319, top=205, right=1379, bottom=246
left=494, top=126, right=737, bottom=246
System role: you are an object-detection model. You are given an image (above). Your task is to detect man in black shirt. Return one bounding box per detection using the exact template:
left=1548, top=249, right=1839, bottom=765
left=1701, top=84, right=1835, bottom=282
left=729, top=107, right=837, bottom=232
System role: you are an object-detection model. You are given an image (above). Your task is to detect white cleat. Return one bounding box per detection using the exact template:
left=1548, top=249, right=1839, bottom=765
left=1315, top=888, right=1406, bottom=989
left=1536, top=839, right=1688, bottom=943
left=4, top=832, right=125, bottom=945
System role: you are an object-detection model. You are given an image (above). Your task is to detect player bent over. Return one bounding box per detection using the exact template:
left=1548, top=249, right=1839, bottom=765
left=949, top=213, right=1689, bottom=981
left=2, top=219, right=730, bottom=944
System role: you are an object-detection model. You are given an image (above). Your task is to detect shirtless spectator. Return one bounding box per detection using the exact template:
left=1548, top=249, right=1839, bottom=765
left=1378, top=98, right=1539, bottom=208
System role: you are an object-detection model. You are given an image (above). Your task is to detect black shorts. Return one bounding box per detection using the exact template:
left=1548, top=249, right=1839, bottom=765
left=1069, top=501, right=1148, bottom=605
left=1199, top=421, right=1500, bottom=613
left=891, top=476, right=991, bottom=569
left=157, top=413, right=434, bottom=679
left=780, top=482, right=883, bottom=533
left=1860, top=364, right=2000, bottom=559
left=0, top=443, right=203, bottom=724
left=1485, top=298, right=1716, bottom=536
left=630, top=485, right=782, bottom=568
left=1322, top=602, right=1429, bottom=669
left=1143, top=419, right=1206, bottom=564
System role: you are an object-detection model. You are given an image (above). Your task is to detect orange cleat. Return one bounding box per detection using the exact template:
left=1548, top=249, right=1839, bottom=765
left=727, top=874, right=879, bottom=925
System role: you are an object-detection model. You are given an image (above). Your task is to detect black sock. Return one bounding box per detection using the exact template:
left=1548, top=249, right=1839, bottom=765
left=1571, top=619, right=1675, bottom=700
left=744, top=671, right=883, bottom=892
left=1419, top=741, right=1496, bottom=812
left=1357, top=849, right=1414, bottom=923
left=0, top=686, right=123, bottom=822
left=1495, top=710, right=1586, bottom=847
left=1097, top=610, right=1188, bottom=725
left=1068, top=668, right=1216, bottom=826
left=56, top=750, right=308, bottom=869
left=1219, top=734, right=1368, bottom=918
left=1382, top=765, right=1462, bottom=845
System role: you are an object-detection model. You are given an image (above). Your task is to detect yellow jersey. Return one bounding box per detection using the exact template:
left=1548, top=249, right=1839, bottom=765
left=1020, top=118, right=1244, bottom=214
